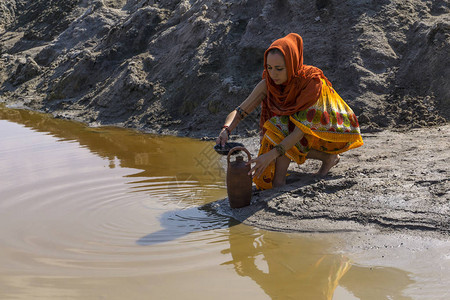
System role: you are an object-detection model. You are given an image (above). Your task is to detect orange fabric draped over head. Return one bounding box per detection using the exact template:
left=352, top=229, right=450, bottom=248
left=260, top=33, right=331, bottom=132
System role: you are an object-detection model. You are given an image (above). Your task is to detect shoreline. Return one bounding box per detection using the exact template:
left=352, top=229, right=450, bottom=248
left=2, top=101, right=449, bottom=237
left=2, top=102, right=449, bottom=298
left=211, top=124, right=450, bottom=237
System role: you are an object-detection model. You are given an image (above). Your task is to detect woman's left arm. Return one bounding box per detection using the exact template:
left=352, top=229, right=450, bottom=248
left=248, top=127, right=304, bottom=178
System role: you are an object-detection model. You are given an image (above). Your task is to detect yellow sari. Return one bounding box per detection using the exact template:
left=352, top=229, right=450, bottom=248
left=254, top=79, right=364, bottom=190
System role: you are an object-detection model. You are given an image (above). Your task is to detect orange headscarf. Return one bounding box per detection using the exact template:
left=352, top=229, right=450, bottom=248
left=260, top=33, right=331, bottom=131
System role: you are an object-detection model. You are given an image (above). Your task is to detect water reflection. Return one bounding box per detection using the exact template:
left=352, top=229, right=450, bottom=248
left=222, top=224, right=414, bottom=300
left=0, top=104, right=226, bottom=206
left=223, top=224, right=351, bottom=299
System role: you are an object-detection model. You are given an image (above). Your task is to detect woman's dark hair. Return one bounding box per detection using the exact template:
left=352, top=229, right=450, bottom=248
left=267, top=48, right=284, bottom=56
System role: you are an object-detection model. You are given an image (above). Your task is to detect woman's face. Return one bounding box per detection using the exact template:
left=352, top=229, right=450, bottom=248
left=266, top=52, right=287, bottom=85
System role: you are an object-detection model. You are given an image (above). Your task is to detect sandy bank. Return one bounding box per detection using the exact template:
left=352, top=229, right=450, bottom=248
left=210, top=124, right=449, bottom=235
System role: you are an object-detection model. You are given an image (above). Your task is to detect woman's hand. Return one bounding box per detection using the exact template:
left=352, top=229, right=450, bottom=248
left=247, top=150, right=278, bottom=178
left=216, top=128, right=229, bottom=147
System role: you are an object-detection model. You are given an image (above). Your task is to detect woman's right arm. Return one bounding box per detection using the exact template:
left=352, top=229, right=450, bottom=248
left=216, top=79, right=267, bottom=146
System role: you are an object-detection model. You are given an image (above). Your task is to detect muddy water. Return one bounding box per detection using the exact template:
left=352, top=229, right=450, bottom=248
left=0, top=105, right=424, bottom=299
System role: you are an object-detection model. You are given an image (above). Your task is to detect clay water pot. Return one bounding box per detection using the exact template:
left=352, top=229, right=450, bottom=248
left=226, top=147, right=252, bottom=208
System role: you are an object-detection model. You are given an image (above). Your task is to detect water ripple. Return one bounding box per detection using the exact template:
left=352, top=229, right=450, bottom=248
left=0, top=118, right=230, bottom=278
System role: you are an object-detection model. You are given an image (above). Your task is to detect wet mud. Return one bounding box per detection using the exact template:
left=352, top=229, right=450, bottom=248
left=213, top=125, right=449, bottom=236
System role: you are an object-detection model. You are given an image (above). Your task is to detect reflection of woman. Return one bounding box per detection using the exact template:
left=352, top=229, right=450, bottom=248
left=223, top=224, right=351, bottom=300
left=216, top=33, right=363, bottom=189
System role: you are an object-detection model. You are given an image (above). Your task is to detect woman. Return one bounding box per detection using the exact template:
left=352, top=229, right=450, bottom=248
left=216, top=33, right=363, bottom=190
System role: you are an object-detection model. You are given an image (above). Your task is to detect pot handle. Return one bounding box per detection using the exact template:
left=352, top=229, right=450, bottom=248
left=227, top=146, right=252, bottom=165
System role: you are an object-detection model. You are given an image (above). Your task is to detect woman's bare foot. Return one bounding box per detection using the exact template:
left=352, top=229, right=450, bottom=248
left=272, top=155, right=291, bottom=188
left=315, top=154, right=340, bottom=177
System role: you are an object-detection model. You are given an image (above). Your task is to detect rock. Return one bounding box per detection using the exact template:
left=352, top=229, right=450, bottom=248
left=357, top=112, right=371, bottom=125
left=0, top=0, right=17, bottom=33
left=11, top=56, right=41, bottom=85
